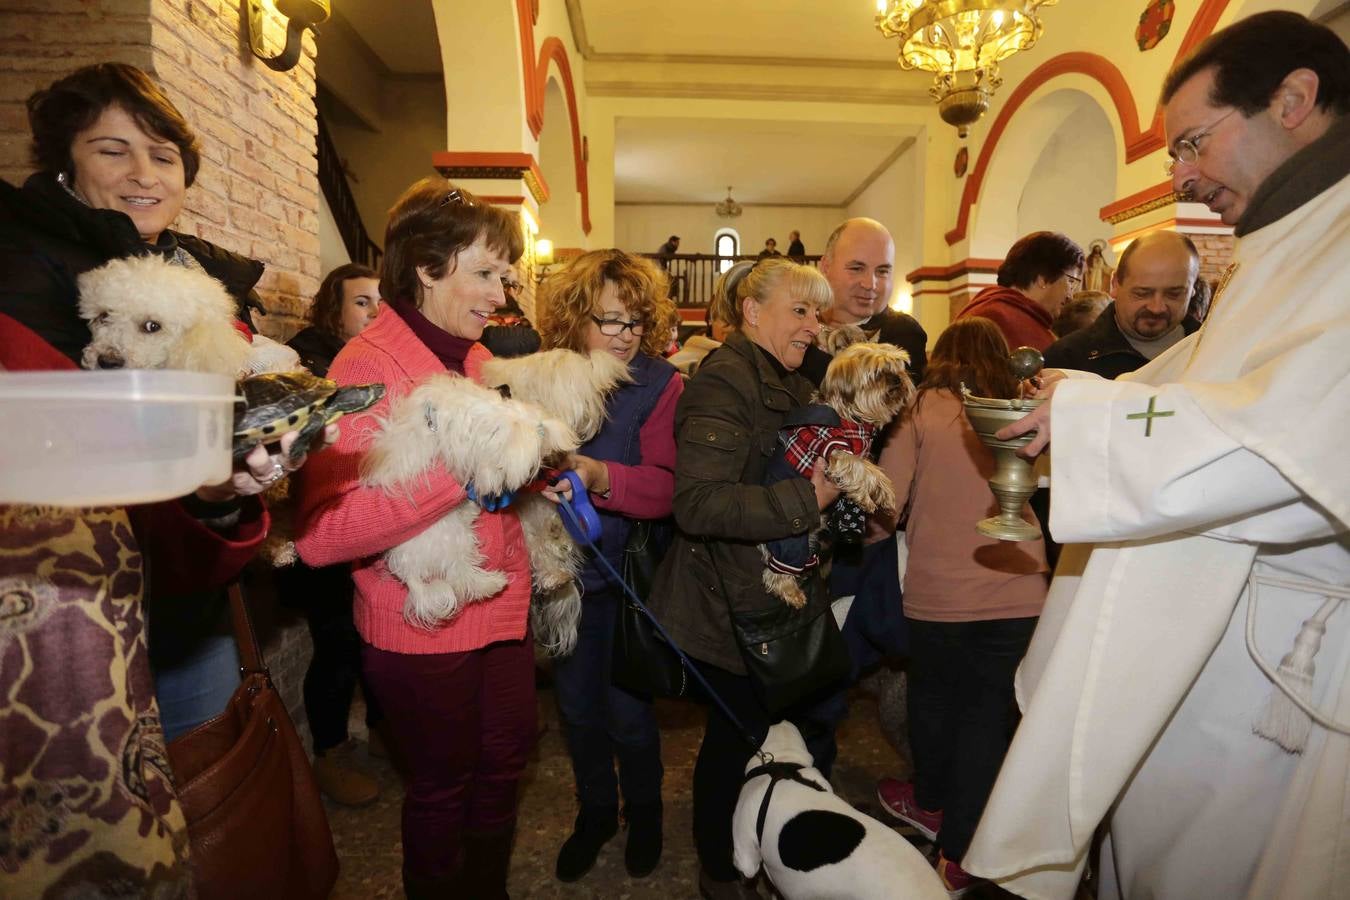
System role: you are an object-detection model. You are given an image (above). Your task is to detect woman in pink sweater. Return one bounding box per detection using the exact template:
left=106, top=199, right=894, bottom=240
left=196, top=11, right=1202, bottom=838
left=295, top=179, right=528, bottom=900
left=872, top=317, right=1050, bottom=895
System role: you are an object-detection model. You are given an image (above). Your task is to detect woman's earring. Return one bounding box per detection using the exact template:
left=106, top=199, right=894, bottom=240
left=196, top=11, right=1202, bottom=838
left=56, top=171, right=70, bottom=187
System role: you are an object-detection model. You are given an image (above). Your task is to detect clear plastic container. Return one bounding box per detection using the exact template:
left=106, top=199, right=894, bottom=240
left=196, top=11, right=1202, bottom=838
left=0, top=370, right=238, bottom=506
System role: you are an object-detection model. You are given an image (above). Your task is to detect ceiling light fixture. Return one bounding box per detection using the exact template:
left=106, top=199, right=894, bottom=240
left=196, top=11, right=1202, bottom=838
left=715, top=186, right=743, bottom=219
left=875, top=0, right=1056, bottom=137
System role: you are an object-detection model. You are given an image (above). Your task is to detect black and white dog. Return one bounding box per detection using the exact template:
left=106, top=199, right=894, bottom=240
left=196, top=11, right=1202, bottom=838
left=732, top=722, right=946, bottom=900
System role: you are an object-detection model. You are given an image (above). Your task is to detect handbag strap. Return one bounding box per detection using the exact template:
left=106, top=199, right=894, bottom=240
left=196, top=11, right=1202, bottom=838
left=226, top=582, right=270, bottom=680
left=556, top=500, right=769, bottom=761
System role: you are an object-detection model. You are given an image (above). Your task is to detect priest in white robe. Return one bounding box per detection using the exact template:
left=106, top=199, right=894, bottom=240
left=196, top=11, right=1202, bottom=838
left=964, top=12, right=1350, bottom=900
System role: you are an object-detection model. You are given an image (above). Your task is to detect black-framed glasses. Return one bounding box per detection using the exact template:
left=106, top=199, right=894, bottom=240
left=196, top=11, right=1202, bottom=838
left=1164, top=108, right=1238, bottom=176
left=591, top=314, right=646, bottom=337
left=1064, top=271, right=1083, bottom=290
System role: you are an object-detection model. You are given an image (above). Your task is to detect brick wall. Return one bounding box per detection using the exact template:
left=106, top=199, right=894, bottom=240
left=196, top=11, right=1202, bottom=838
left=1, top=0, right=321, bottom=339
left=1181, top=231, right=1236, bottom=286
left=2, top=0, right=321, bottom=744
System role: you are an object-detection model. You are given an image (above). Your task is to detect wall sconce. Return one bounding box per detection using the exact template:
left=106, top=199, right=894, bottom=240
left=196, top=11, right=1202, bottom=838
left=534, top=238, right=557, bottom=284
left=247, top=0, right=331, bottom=72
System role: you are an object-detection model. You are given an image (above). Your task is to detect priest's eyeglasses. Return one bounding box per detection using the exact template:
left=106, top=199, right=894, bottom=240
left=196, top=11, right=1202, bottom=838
left=1164, top=108, right=1238, bottom=176
left=591, top=315, right=646, bottom=337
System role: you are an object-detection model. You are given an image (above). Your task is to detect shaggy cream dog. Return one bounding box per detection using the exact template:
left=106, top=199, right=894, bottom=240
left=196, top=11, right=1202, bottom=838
left=361, top=373, right=578, bottom=630
left=480, top=349, right=631, bottom=655
left=733, top=722, right=946, bottom=900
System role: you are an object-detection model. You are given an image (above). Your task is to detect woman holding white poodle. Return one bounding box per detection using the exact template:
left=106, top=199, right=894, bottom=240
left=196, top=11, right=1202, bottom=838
left=872, top=317, right=1049, bottom=894
left=534, top=250, right=682, bottom=883
left=295, top=178, right=530, bottom=900
left=0, top=62, right=328, bottom=743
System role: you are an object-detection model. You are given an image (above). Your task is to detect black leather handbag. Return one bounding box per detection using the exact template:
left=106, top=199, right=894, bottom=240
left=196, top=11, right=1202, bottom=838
left=611, top=519, right=688, bottom=697
left=711, top=546, right=852, bottom=713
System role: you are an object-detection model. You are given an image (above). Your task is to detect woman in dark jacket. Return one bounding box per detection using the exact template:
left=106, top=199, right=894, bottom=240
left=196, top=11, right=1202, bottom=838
left=0, top=62, right=325, bottom=742
left=645, top=258, right=842, bottom=899
left=278, top=263, right=385, bottom=807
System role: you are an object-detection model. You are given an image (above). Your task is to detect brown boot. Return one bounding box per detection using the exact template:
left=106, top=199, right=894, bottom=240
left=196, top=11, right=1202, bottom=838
left=312, top=751, right=379, bottom=807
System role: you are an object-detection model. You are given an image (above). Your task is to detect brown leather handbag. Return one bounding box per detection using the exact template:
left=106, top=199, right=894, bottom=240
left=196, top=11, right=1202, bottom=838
left=167, top=584, right=339, bottom=899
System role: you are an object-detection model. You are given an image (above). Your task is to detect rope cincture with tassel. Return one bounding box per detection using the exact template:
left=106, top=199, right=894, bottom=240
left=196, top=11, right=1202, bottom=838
left=1247, top=574, right=1350, bottom=754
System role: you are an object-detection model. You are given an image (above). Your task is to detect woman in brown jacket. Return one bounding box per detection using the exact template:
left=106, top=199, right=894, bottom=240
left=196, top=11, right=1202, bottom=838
left=646, top=258, right=842, bottom=899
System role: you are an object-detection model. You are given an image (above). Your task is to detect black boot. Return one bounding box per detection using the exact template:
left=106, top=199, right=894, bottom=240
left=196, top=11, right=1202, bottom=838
left=462, top=822, right=515, bottom=900
left=402, top=865, right=457, bottom=900
left=554, top=806, right=619, bottom=882
left=624, top=801, right=663, bottom=878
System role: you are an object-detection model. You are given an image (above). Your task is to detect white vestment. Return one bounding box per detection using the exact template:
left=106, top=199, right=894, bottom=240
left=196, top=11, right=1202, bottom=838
left=964, top=173, right=1350, bottom=900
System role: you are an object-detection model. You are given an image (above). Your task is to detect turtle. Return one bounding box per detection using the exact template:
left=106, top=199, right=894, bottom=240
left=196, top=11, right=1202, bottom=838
left=233, top=371, right=385, bottom=462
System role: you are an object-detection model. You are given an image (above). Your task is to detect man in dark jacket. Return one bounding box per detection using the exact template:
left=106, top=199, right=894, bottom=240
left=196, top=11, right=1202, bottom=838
left=817, top=217, right=928, bottom=382
left=1044, top=230, right=1201, bottom=379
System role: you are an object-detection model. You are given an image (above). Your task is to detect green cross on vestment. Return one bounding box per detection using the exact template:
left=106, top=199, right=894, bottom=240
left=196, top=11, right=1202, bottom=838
left=1126, top=395, right=1175, bottom=437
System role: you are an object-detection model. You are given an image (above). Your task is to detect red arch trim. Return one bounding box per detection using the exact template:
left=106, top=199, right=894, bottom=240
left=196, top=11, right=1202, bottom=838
left=945, top=52, right=1143, bottom=245
left=946, top=0, right=1233, bottom=246
left=515, top=0, right=591, bottom=234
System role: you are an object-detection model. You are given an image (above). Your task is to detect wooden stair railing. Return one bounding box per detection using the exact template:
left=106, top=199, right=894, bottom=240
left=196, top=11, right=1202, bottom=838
left=316, top=111, right=382, bottom=270
left=641, top=253, right=822, bottom=308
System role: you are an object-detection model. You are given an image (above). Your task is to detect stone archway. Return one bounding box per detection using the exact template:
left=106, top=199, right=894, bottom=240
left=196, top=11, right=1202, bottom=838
left=967, top=87, right=1119, bottom=261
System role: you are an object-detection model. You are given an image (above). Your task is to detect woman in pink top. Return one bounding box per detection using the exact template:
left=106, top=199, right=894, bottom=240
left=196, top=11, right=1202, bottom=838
left=295, top=178, right=528, bottom=900
left=872, top=317, right=1049, bottom=894
left=535, top=250, right=682, bottom=884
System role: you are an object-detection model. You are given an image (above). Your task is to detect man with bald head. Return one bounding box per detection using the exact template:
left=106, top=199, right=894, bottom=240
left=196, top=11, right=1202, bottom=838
left=1044, top=230, right=1201, bottom=379
left=818, top=217, right=927, bottom=381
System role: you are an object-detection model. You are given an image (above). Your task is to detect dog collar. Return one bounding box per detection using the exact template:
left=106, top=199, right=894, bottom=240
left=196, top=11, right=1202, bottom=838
left=743, top=760, right=826, bottom=845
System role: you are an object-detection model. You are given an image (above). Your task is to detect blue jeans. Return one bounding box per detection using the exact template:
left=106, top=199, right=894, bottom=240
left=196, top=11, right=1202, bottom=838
left=552, top=588, right=662, bottom=812
left=153, top=630, right=240, bottom=742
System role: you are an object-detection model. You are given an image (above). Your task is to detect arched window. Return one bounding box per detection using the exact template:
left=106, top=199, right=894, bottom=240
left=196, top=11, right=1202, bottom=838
left=714, top=228, right=740, bottom=273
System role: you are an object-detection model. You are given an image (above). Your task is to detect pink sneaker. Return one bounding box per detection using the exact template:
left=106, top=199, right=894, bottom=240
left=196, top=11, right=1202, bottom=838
left=937, top=851, right=982, bottom=898
left=875, top=777, right=943, bottom=841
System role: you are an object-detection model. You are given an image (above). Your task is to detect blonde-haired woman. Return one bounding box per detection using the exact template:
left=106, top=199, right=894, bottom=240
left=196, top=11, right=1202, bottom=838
left=536, top=249, right=683, bottom=883
left=645, top=258, right=844, bottom=898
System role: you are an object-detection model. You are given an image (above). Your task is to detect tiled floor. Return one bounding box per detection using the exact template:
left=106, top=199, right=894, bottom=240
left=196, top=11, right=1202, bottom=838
left=326, top=679, right=1023, bottom=899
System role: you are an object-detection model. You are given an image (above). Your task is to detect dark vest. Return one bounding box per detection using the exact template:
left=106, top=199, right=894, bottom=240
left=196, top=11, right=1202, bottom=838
left=577, top=353, right=675, bottom=596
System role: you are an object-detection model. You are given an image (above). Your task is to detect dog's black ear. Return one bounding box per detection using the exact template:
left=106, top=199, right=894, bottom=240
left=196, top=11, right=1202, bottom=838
left=492, top=383, right=512, bottom=400
left=776, top=810, right=865, bottom=872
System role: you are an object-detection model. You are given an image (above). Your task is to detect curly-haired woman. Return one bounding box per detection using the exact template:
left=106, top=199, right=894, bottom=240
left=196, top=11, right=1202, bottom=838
left=535, top=249, right=683, bottom=883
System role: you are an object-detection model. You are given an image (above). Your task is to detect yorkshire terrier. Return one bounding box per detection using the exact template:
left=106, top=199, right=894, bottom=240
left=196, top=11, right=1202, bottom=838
left=761, top=341, right=915, bottom=608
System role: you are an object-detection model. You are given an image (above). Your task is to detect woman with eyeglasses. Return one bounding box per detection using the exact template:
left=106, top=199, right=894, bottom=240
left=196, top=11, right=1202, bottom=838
left=534, top=249, right=682, bottom=884
left=295, top=177, right=530, bottom=899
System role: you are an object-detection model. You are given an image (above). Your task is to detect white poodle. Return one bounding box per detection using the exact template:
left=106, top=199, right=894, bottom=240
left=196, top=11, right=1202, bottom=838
left=361, top=373, right=578, bottom=630
left=480, top=349, right=631, bottom=655
left=76, top=254, right=297, bottom=376
left=733, top=722, right=947, bottom=900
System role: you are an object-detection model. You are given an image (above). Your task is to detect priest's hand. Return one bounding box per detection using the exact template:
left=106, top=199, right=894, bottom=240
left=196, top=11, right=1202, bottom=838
left=997, top=373, right=1065, bottom=458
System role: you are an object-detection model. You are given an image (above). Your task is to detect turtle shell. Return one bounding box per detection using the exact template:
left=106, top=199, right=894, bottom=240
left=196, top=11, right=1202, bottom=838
left=234, top=370, right=337, bottom=444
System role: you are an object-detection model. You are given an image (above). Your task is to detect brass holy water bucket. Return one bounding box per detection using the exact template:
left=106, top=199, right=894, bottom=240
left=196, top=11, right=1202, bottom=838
left=962, top=393, right=1044, bottom=542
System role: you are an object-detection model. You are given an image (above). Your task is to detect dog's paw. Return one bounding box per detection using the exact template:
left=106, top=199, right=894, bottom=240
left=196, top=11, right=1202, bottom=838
left=453, top=566, right=509, bottom=601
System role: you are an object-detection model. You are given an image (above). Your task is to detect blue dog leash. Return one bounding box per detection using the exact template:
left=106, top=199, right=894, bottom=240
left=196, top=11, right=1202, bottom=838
left=553, top=485, right=769, bottom=759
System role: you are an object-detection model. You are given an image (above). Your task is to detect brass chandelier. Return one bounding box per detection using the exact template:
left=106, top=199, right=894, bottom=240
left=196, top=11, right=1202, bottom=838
left=876, top=0, right=1057, bottom=137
